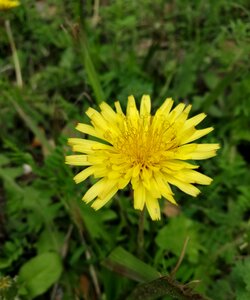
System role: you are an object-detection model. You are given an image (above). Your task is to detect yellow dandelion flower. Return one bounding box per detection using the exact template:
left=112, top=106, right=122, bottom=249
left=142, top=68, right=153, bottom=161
left=66, top=95, right=219, bottom=220
left=0, top=0, right=20, bottom=10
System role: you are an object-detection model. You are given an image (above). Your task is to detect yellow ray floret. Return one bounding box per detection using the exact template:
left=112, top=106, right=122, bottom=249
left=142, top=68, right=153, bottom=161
left=66, top=95, right=220, bottom=220
left=0, top=0, right=19, bottom=10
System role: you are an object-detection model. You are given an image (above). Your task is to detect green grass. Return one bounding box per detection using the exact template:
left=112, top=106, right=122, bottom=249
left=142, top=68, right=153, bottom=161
left=0, top=0, right=250, bottom=299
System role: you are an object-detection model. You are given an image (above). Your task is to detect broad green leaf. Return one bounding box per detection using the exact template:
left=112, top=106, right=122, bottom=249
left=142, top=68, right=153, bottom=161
left=103, top=246, right=160, bottom=283
left=18, top=252, right=63, bottom=298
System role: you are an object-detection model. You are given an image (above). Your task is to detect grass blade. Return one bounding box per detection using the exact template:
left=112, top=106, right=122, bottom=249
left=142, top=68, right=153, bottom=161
left=102, top=246, right=160, bottom=283
left=6, top=91, right=53, bottom=155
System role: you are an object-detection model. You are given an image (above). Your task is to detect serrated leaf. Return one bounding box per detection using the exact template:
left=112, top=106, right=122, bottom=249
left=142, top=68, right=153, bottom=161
left=231, top=258, right=250, bottom=295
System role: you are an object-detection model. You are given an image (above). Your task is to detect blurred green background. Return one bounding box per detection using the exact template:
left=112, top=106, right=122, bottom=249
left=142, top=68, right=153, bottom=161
left=0, top=0, right=250, bottom=299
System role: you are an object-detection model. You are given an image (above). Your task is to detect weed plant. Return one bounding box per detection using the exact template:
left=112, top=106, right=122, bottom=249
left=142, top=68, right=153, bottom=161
left=0, top=1, right=250, bottom=299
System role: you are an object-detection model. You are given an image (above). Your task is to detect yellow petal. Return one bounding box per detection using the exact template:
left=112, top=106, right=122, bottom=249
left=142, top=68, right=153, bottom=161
left=82, top=178, right=106, bottom=203
left=191, top=151, right=218, bottom=160
left=162, top=190, right=177, bottom=205
left=68, top=138, right=107, bottom=147
left=91, top=184, right=118, bottom=210
left=111, top=162, right=128, bottom=171
left=179, top=127, right=196, bottom=144
left=140, top=95, right=151, bottom=116
left=174, top=104, right=192, bottom=125
left=88, top=155, right=105, bottom=164
left=114, top=101, right=125, bottom=116
left=127, top=95, right=139, bottom=120
left=146, top=177, right=161, bottom=198
left=196, top=144, right=220, bottom=152
left=164, top=175, right=201, bottom=197
left=117, top=177, right=130, bottom=189
left=86, top=107, right=109, bottom=131
left=184, top=127, right=214, bottom=143
left=100, top=102, right=120, bottom=124
left=145, top=192, right=161, bottom=221
left=127, top=95, right=137, bottom=113
left=108, top=171, right=121, bottom=179
left=183, top=104, right=192, bottom=115
left=124, top=167, right=134, bottom=180
left=155, top=98, right=174, bottom=117
left=154, top=173, right=177, bottom=205
left=175, top=170, right=212, bottom=185
left=141, top=167, right=152, bottom=189
left=173, top=144, right=198, bottom=160
left=73, top=166, right=96, bottom=183
left=184, top=113, right=207, bottom=128
left=65, top=155, right=91, bottom=166
left=69, top=139, right=113, bottom=153
left=132, top=164, right=141, bottom=177
left=76, top=123, right=103, bottom=139
left=133, top=181, right=146, bottom=210
left=168, top=103, right=186, bottom=122
left=191, top=144, right=220, bottom=160
left=162, top=160, right=198, bottom=171
left=93, top=166, right=108, bottom=178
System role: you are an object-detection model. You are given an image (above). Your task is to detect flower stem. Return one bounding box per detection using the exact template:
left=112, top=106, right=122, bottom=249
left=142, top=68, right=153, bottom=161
left=137, top=208, right=145, bottom=258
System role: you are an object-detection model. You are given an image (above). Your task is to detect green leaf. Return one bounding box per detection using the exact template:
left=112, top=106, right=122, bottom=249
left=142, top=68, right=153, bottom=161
left=103, top=246, right=160, bottom=283
left=0, top=166, right=24, bottom=194
left=77, top=9, right=105, bottom=104
left=203, top=69, right=238, bottom=110
left=0, top=258, right=12, bottom=269
left=79, top=204, right=111, bottom=240
left=36, top=229, right=65, bottom=254
left=81, top=39, right=105, bottom=103
left=126, top=276, right=209, bottom=300
left=231, top=258, right=250, bottom=300
left=155, top=215, right=203, bottom=263
left=18, top=252, right=63, bottom=298
left=0, top=240, right=23, bottom=270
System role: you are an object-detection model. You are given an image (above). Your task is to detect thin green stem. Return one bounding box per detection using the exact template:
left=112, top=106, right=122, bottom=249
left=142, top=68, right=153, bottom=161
left=5, top=20, right=23, bottom=88
left=137, top=208, right=145, bottom=258
left=171, top=236, right=190, bottom=278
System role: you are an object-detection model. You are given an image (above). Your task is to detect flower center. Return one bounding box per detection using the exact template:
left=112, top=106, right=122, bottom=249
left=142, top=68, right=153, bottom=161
left=113, top=116, right=178, bottom=167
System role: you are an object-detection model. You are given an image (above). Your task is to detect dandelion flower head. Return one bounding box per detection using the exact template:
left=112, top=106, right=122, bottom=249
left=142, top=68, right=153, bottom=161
left=66, top=95, right=219, bottom=220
